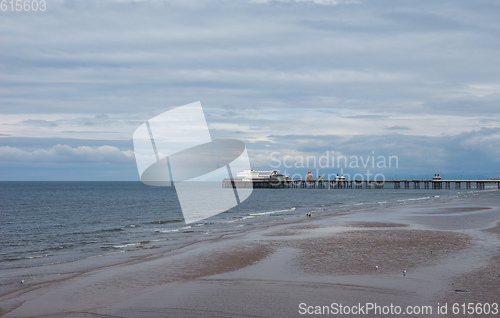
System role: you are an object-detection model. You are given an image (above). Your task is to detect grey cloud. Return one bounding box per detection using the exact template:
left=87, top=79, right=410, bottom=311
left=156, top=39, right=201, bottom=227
left=2, top=0, right=499, bottom=116
left=21, top=119, right=59, bottom=127
left=257, top=128, right=500, bottom=177
left=385, top=125, right=410, bottom=131
left=61, top=131, right=119, bottom=134
left=340, top=114, right=388, bottom=119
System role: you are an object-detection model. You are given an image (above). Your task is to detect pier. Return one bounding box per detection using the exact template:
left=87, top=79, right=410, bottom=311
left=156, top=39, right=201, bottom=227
left=222, top=179, right=500, bottom=190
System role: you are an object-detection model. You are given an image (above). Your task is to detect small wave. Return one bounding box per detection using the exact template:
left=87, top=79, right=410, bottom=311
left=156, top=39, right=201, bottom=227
left=24, top=254, right=50, bottom=260
left=113, top=243, right=140, bottom=249
left=249, top=211, right=276, bottom=216
left=80, top=240, right=99, bottom=245
left=101, top=228, right=124, bottom=232
left=155, top=229, right=179, bottom=233
left=150, top=220, right=182, bottom=225
left=407, top=196, right=431, bottom=201
left=48, top=244, right=74, bottom=250
left=249, top=209, right=289, bottom=216
left=220, top=215, right=255, bottom=224
left=154, top=227, right=191, bottom=233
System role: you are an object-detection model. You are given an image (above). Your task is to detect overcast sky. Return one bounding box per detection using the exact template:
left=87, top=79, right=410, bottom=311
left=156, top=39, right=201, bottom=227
left=1, top=0, right=499, bottom=180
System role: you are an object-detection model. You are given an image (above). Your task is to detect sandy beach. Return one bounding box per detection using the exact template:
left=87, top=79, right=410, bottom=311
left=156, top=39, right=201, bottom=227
left=1, top=193, right=499, bottom=317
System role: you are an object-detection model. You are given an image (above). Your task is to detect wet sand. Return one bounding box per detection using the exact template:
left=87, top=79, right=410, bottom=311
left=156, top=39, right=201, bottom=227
left=1, top=195, right=499, bottom=317
left=443, top=222, right=500, bottom=307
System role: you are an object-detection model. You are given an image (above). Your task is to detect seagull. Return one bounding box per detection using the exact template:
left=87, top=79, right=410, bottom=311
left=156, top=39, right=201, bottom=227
left=403, top=269, right=407, bottom=276
left=375, top=265, right=379, bottom=270
left=20, top=280, right=24, bottom=284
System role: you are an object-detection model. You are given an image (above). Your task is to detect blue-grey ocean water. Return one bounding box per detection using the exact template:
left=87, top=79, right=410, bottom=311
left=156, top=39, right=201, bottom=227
left=0, top=181, right=496, bottom=284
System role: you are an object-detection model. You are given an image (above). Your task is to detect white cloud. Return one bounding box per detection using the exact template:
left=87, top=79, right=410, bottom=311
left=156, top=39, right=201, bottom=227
left=464, top=84, right=500, bottom=98
left=0, top=145, right=134, bottom=163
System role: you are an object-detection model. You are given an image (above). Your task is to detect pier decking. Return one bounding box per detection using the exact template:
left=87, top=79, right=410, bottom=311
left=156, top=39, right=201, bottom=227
left=222, top=179, right=500, bottom=190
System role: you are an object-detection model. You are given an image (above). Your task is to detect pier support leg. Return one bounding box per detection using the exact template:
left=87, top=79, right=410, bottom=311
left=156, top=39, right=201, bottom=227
left=455, top=182, right=461, bottom=189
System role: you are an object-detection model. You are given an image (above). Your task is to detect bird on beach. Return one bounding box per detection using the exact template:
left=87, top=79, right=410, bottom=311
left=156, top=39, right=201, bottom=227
left=403, top=269, right=407, bottom=276
left=374, top=265, right=379, bottom=270
left=20, top=280, right=24, bottom=284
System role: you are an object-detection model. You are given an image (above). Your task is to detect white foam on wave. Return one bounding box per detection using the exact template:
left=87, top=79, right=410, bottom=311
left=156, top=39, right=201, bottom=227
left=240, top=215, right=255, bottom=220
left=113, top=243, right=140, bottom=249
left=155, top=228, right=179, bottom=233
left=249, top=208, right=291, bottom=216
left=24, top=254, right=50, bottom=259
left=155, top=225, right=192, bottom=234
left=407, top=196, right=431, bottom=201
left=249, top=211, right=276, bottom=216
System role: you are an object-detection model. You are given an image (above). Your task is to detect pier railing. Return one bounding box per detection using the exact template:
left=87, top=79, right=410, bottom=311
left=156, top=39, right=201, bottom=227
left=222, top=179, right=500, bottom=190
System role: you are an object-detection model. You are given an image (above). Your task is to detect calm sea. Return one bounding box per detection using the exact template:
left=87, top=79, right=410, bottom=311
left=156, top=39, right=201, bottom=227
left=0, top=181, right=494, bottom=285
